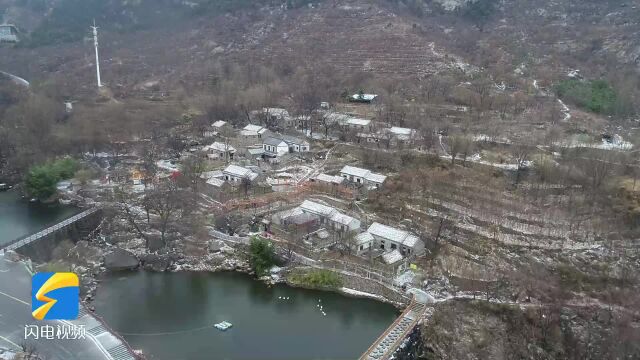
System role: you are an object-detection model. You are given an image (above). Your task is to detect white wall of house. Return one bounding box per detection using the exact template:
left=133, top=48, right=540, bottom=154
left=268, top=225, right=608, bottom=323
left=263, top=143, right=289, bottom=156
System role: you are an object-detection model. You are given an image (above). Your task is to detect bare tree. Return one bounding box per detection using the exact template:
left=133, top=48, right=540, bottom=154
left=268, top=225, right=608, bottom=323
left=449, top=135, right=472, bottom=166
left=181, top=156, right=206, bottom=192
left=512, top=144, right=531, bottom=185
left=113, top=186, right=149, bottom=245
left=145, top=180, right=193, bottom=247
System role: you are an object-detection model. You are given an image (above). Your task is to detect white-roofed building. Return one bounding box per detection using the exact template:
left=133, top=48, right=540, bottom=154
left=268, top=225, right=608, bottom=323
left=222, top=164, right=259, bottom=183
left=382, top=249, right=404, bottom=265
left=241, top=124, right=269, bottom=138
left=0, top=24, right=19, bottom=43
left=262, top=134, right=310, bottom=158
left=276, top=200, right=361, bottom=233
left=354, top=232, right=375, bottom=255
left=263, top=137, right=289, bottom=157
left=313, top=174, right=345, bottom=185
left=388, top=127, right=417, bottom=142
left=204, top=120, right=231, bottom=137
left=203, top=142, right=236, bottom=160
left=344, top=118, right=372, bottom=131
left=340, top=165, right=387, bottom=189
left=350, top=93, right=378, bottom=103
left=206, top=177, right=226, bottom=188
left=358, top=222, right=424, bottom=256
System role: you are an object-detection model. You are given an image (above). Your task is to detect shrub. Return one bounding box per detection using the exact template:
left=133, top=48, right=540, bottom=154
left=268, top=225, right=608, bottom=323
left=25, top=158, right=80, bottom=200
left=555, top=79, right=632, bottom=115
left=249, top=237, right=277, bottom=277
left=289, top=269, right=343, bottom=289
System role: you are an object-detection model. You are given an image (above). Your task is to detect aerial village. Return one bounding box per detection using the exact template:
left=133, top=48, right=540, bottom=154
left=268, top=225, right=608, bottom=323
left=61, top=91, right=437, bottom=291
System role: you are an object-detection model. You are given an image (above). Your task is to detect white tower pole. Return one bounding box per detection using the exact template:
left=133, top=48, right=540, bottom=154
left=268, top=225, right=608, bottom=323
left=91, top=20, right=102, bottom=88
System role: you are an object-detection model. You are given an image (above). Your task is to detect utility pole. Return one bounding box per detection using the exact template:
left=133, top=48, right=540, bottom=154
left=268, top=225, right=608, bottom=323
left=90, top=20, right=102, bottom=88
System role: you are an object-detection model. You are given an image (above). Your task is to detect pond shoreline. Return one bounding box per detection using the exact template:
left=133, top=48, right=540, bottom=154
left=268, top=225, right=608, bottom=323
left=91, top=269, right=400, bottom=360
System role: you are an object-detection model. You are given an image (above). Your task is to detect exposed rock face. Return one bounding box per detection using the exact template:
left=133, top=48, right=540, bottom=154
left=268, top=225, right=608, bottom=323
left=141, top=254, right=171, bottom=272
left=104, top=249, right=139, bottom=271
left=146, top=235, right=165, bottom=252
left=3, top=250, right=22, bottom=262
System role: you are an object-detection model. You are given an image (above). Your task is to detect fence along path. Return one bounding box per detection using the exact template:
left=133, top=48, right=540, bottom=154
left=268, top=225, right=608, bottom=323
left=1, top=207, right=99, bottom=252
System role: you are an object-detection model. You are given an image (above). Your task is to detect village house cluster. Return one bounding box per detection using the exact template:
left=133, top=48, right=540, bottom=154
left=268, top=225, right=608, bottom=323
left=112, top=92, right=428, bottom=269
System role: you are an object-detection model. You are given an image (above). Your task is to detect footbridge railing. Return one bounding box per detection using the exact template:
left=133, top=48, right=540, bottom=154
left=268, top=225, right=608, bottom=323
left=359, top=296, right=428, bottom=360
left=1, top=207, right=100, bottom=252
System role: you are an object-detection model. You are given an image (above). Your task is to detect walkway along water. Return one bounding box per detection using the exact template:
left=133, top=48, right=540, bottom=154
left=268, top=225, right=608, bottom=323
left=0, top=253, right=138, bottom=360
left=210, top=228, right=424, bottom=357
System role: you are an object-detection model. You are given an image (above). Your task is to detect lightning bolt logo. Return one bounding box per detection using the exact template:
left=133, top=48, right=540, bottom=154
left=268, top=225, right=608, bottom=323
left=31, top=272, right=79, bottom=320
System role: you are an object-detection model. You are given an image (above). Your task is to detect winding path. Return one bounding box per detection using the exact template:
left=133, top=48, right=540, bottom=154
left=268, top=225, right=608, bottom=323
left=0, top=71, right=29, bottom=87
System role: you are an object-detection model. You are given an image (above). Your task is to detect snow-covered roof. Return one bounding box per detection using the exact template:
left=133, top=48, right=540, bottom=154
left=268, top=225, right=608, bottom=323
left=366, top=173, right=387, bottom=184
left=389, top=127, right=414, bottom=136
left=403, top=234, right=421, bottom=248
left=156, top=160, right=179, bottom=172
left=278, top=134, right=308, bottom=146
left=200, top=170, right=223, bottom=180
left=300, top=200, right=337, bottom=217
left=212, top=120, right=227, bottom=128
left=367, top=222, right=420, bottom=247
left=351, top=94, right=378, bottom=101
left=299, top=200, right=359, bottom=228
left=276, top=207, right=305, bottom=221
left=340, top=165, right=372, bottom=178
left=340, top=166, right=386, bottom=184
left=247, top=148, right=265, bottom=155
left=324, top=112, right=352, bottom=124
left=355, top=232, right=374, bottom=245
left=263, top=137, right=288, bottom=147
left=204, top=142, right=236, bottom=153
left=346, top=118, right=371, bottom=126
left=314, top=174, right=344, bottom=185
left=206, top=178, right=226, bottom=187
left=330, top=212, right=360, bottom=228
left=223, top=165, right=258, bottom=180
left=382, top=249, right=404, bottom=264
left=243, top=124, right=268, bottom=135
left=263, top=108, right=290, bottom=118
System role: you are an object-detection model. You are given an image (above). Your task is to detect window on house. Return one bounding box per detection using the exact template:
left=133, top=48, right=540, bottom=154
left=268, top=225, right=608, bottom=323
left=391, top=243, right=397, bottom=250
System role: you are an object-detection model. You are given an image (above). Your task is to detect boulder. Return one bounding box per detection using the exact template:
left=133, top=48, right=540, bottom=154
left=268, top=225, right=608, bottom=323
left=146, top=234, right=165, bottom=252
left=141, top=254, right=171, bottom=272
left=209, top=240, right=225, bottom=253
left=104, top=249, right=139, bottom=271
left=3, top=250, right=22, bottom=262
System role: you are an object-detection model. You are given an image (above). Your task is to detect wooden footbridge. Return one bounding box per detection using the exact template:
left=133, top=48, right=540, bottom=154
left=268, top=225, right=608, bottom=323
left=359, top=295, right=429, bottom=360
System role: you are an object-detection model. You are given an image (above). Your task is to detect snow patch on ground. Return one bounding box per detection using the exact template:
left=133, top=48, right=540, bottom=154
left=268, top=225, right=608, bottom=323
left=341, top=287, right=386, bottom=301
left=394, top=270, right=416, bottom=287
left=558, top=99, right=572, bottom=122
left=555, top=134, right=633, bottom=150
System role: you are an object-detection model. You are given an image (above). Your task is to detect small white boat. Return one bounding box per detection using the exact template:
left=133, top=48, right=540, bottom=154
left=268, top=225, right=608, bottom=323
left=214, top=321, right=233, bottom=331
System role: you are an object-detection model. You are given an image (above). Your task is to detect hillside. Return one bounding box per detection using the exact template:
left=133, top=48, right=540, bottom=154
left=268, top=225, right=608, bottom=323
left=1, top=1, right=639, bottom=359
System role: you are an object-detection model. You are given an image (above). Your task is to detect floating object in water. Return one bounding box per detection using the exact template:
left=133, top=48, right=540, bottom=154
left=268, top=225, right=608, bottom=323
left=214, top=321, right=233, bottom=331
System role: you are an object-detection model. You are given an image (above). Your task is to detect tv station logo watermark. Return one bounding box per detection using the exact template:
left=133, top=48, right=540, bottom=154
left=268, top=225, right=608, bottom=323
left=31, top=272, right=80, bottom=320
left=24, top=324, right=86, bottom=340
left=24, top=272, right=86, bottom=341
